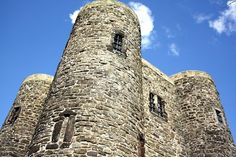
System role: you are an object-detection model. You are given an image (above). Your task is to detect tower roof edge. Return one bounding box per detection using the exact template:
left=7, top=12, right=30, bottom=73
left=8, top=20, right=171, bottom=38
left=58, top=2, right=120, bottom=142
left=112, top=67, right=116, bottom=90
left=23, top=74, right=53, bottom=84
left=170, top=70, right=213, bottom=81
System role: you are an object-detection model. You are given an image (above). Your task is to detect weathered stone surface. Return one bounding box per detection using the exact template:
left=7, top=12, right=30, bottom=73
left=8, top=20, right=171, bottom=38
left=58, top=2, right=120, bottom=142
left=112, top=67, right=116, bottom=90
left=171, top=71, right=235, bottom=157
left=0, top=74, right=53, bottom=157
left=142, top=59, right=187, bottom=157
left=0, top=0, right=235, bottom=157
left=28, top=0, right=143, bottom=156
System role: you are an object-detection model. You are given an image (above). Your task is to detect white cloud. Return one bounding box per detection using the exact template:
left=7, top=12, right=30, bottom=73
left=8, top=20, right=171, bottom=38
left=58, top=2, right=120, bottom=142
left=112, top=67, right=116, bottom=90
left=209, top=0, right=236, bottom=34
left=69, top=9, right=82, bottom=24
left=168, top=43, right=180, bottom=56
left=129, top=2, right=154, bottom=49
left=70, top=2, right=155, bottom=49
left=193, top=14, right=212, bottom=23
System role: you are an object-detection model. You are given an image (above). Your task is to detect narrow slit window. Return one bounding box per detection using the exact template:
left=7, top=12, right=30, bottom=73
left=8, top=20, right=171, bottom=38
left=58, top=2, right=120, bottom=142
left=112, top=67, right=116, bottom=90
left=215, top=109, right=223, bottom=124
left=63, top=116, right=75, bottom=143
left=48, top=110, right=76, bottom=149
left=51, top=121, right=63, bottom=143
left=113, top=33, right=123, bottom=52
left=7, top=106, right=21, bottom=125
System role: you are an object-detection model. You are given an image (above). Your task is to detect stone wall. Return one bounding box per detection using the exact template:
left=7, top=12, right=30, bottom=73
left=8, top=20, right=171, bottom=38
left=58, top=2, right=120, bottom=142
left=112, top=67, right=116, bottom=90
left=0, top=74, right=53, bottom=157
left=232, top=145, right=236, bottom=157
left=28, top=0, right=143, bottom=156
left=1, top=1, right=235, bottom=157
left=171, top=71, right=234, bottom=157
left=142, top=59, right=187, bottom=157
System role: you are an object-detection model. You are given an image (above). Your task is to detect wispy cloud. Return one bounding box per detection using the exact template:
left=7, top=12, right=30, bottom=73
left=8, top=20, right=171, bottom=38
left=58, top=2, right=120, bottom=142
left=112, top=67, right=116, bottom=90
left=129, top=2, right=154, bottom=49
left=69, top=2, right=155, bottom=49
left=69, top=8, right=82, bottom=24
left=209, top=0, right=225, bottom=6
left=176, top=24, right=182, bottom=31
left=168, top=43, right=180, bottom=56
left=193, top=14, right=212, bottom=24
left=162, top=26, right=175, bottom=38
left=209, top=0, right=236, bottom=34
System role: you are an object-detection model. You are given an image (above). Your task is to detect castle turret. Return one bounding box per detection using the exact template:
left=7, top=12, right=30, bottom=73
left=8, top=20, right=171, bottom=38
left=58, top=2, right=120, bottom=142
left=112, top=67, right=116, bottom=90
left=171, top=71, right=234, bottom=157
left=0, top=74, right=53, bottom=157
left=28, top=0, right=143, bottom=156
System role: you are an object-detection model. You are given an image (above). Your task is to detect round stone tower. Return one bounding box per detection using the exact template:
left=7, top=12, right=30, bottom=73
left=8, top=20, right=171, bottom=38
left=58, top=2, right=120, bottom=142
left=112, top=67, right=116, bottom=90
left=171, top=71, right=234, bottom=157
left=28, top=0, right=143, bottom=156
left=0, top=74, right=53, bottom=157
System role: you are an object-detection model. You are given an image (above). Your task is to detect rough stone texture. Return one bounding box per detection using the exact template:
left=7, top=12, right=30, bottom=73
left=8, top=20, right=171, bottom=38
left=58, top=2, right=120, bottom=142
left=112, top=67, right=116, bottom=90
left=171, top=71, right=235, bottom=157
left=28, top=0, right=143, bottom=156
left=0, top=74, right=53, bottom=157
left=1, top=0, right=236, bottom=157
left=142, top=60, right=188, bottom=157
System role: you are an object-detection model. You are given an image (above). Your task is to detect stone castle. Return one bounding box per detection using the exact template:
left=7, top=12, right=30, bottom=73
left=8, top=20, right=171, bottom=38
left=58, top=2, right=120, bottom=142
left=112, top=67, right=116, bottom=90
left=0, top=0, right=235, bottom=156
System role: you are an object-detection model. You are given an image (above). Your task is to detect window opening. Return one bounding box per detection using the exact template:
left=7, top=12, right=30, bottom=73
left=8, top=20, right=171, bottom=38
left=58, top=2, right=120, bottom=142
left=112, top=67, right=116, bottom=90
left=215, top=109, right=223, bottom=124
left=149, top=92, right=167, bottom=118
left=7, top=106, right=21, bottom=125
left=48, top=110, right=76, bottom=149
left=113, top=33, right=123, bottom=52
left=52, top=121, right=63, bottom=143
left=149, top=93, right=155, bottom=112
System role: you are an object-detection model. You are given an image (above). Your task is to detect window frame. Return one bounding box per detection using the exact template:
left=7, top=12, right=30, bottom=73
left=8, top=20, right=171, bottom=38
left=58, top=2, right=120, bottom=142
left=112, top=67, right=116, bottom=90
left=108, top=30, right=127, bottom=58
left=149, top=92, right=167, bottom=120
left=46, top=109, right=76, bottom=150
left=113, top=33, right=123, bottom=52
left=215, top=108, right=225, bottom=125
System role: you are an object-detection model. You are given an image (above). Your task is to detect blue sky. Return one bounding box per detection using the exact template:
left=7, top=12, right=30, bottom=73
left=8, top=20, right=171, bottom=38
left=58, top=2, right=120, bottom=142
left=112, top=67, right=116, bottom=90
left=0, top=0, right=235, bottom=142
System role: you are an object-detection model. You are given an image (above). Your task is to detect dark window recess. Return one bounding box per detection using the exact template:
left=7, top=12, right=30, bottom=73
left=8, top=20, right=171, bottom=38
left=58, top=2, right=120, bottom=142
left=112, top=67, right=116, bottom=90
left=48, top=110, right=76, bottom=149
left=52, top=121, right=63, bottom=143
left=149, top=93, right=167, bottom=118
left=61, top=116, right=75, bottom=149
left=215, top=109, right=223, bottom=124
left=7, top=106, right=21, bottom=125
left=63, top=116, right=75, bottom=143
left=138, top=133, right=145, bottom=157
left=113, top=33, right=123, bottom=52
